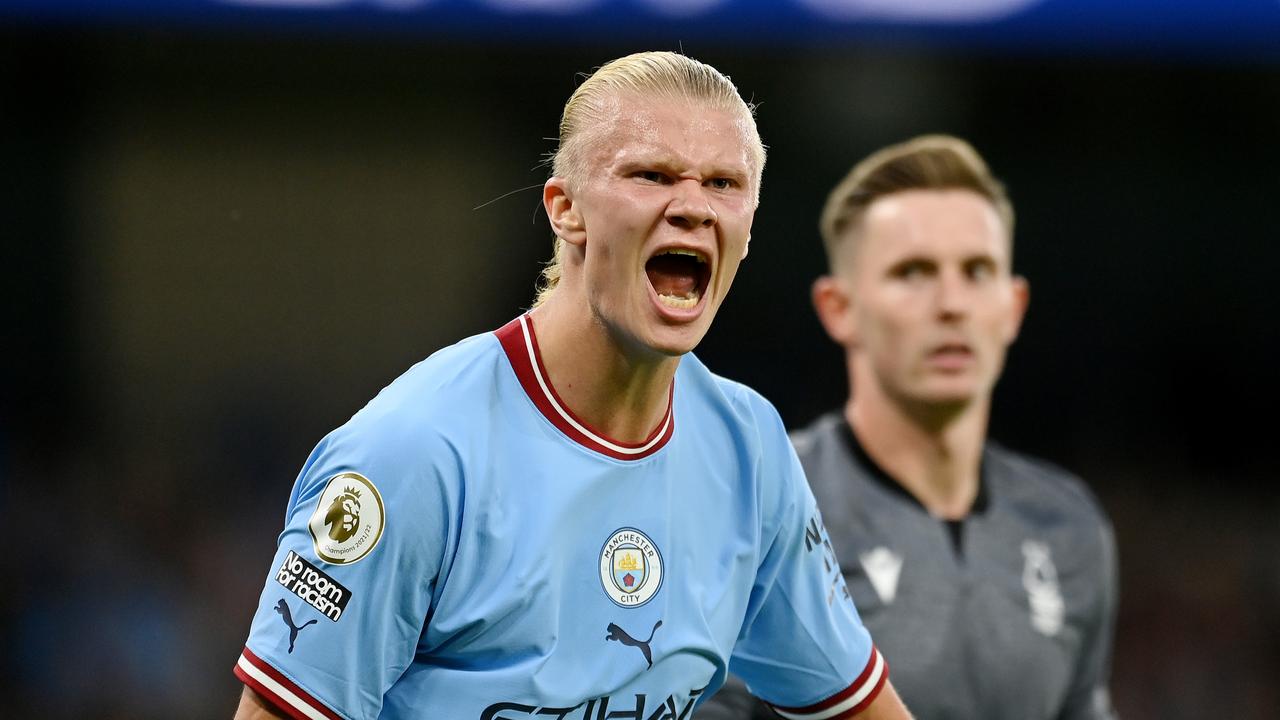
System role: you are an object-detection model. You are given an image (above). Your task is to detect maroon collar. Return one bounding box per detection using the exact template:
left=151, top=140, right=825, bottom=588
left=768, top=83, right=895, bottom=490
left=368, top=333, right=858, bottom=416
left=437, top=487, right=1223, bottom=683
left=495, top=314, right=674, bottom=461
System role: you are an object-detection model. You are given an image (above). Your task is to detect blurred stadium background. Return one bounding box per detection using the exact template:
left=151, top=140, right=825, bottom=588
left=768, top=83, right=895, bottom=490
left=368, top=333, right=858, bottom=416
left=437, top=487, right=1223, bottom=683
left=3, top=1, right=1279, bottom=717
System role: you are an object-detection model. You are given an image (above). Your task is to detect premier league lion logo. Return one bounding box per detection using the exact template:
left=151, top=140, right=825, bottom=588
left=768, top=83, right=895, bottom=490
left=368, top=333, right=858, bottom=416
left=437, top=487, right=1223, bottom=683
left=309, top=472, right=385, bottom=565
left=324, top=487, right=362, bottom=542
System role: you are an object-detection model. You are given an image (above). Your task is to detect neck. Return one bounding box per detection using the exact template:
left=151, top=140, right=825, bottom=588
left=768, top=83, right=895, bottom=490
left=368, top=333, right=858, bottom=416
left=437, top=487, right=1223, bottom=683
left=528, top=299, right=678, bottom=444
left=846, top=368, right=989, bottom=520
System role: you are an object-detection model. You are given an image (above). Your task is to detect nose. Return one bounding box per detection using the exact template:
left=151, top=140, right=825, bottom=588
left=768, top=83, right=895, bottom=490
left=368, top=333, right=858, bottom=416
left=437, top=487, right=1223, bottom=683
left=936, top=269, right=970, bottom=320
left=665, top=179, right=717, bottom=229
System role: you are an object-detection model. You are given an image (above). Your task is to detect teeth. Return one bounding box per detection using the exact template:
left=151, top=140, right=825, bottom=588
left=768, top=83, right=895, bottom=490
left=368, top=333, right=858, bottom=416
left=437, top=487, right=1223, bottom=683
left=658, top=290, right=701, bottom=309
left=662, top=248, right=707, bottom=264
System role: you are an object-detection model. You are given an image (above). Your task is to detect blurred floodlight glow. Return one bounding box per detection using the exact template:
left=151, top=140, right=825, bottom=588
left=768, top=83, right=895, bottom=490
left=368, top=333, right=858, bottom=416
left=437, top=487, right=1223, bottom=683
left=219, top=0, right=353, bottom=7
left=640, top=0, right=731, bottom=19
left=372, top=0, right=435, bottom=8
left=797, top=0, right=1043, bottom=22
left=219, top=0, right=437, bottom=7
left=481, top=0, right=600, bottom=14
left=9, top=0, right=1279, bottom=54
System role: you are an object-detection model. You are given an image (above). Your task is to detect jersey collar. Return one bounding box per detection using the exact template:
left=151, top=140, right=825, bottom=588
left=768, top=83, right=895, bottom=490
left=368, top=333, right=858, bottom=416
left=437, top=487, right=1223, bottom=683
left=837, top=415, right=991, bottom=516
left=496, top=314, right=675, bottom=461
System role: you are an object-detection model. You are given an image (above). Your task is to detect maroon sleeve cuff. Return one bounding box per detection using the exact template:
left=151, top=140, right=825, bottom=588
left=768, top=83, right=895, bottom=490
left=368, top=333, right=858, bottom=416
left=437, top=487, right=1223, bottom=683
left=766, top=645, right=889, bottom=720
left=234, top=646, right=345, bottom=720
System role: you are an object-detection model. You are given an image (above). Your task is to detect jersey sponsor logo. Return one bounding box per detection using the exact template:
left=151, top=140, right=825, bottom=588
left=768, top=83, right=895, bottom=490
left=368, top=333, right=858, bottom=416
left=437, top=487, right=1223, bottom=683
left=480, top=685, right=707, bottom=720
left=599, top=528, right=664, bottom=607
left=308, top=472, right=385, bottom=565
left=275, top=550, right=351, bottom=621
left=804, top=512, right=852, bottom=607
left=1021, top=540, right=1064, bottom=636
left=858, top=546, right=903, bottom=605
left=606, top=620, right=662, bottom=668
left=273, top=599, right=317, bottom=653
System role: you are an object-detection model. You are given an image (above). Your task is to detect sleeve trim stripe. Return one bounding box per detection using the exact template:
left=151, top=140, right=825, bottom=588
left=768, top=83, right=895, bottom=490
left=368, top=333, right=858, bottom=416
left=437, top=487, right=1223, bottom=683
left=768, top=646, right=888, bottom=720
left=234, top=647, right=343, bottom=720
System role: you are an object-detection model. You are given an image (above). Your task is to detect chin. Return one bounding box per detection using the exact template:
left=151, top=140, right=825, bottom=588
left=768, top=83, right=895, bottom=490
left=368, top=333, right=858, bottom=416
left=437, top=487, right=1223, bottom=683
left=913, top=383, right=985, bottom=408
left=646, top=334, right=701, bottom=358
left=644, top=322, right=709, bottom=358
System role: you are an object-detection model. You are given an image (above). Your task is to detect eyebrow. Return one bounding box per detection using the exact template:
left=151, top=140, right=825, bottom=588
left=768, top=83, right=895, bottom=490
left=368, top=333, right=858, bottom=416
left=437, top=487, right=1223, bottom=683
left=616, top=156, right=750, bottom=181
left=885, top=251, right=1002, bottom=268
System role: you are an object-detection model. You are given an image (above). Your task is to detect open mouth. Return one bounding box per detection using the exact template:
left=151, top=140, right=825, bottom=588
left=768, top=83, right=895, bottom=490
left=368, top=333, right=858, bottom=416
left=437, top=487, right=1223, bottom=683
left=645, top=248, right=711, bottom=310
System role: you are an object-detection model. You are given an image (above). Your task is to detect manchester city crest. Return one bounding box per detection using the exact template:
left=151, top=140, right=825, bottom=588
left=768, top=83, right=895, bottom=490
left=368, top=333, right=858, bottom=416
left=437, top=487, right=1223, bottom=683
left=599, top=528, right=664, bottom=608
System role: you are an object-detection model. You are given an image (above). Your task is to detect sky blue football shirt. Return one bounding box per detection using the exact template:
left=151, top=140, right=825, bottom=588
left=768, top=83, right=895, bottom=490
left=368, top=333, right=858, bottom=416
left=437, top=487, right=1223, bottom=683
left=235, top=315, right=886, bottom=720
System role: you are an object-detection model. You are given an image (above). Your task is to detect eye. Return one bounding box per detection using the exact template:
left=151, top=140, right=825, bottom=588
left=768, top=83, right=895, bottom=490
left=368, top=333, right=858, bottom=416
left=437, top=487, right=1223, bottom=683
left=892, top=259, right=935, bottom=281
left=707, top=177, right=736, bottom=191
left=965, top=258, right=997, bottom=281
left=635, top=170, right=669, bottom=184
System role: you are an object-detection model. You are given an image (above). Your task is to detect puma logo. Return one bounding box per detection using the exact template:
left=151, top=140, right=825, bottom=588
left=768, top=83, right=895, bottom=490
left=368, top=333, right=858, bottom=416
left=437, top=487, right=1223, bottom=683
left=275, top=599, right=317, bottom=654
left=605, top=620, right=662, bottom=668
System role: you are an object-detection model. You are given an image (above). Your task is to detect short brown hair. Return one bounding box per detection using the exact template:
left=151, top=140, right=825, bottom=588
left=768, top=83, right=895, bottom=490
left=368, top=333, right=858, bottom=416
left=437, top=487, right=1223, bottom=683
left=819, top=134, right=1013, bottom=269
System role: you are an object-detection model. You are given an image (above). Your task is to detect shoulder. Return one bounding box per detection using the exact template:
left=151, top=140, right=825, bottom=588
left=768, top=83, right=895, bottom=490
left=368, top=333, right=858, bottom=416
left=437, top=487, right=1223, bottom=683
left=308, top=331, right=505, bottom=492
left=788, top=411, right=846, bottom=462
left=785, top=411, right=866, bottom=506
left=986, top=442, right=1113, bottom=537
left=346, top=331, right=501, bottom=438
left=680, top=355, right=803, bottom=499
left=683, top=354, right=785, bottom=428
left=361, top=330, right=501, bottom=415
left=288, top=332, right=508, bottom=546
left=680, top=357, right=795, bottom=462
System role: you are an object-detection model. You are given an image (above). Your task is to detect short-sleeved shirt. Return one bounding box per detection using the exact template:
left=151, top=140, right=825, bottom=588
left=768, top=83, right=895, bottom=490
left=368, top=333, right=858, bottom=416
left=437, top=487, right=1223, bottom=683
left=701, top=412, right=1118, bottom=720
left=234, top=317, right=887, bottom=720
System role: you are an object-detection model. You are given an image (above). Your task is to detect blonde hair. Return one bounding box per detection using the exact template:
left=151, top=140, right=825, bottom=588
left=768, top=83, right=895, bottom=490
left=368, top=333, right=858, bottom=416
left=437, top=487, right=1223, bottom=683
left=533, top=51, right=765, bottom=307
left=819, top=134, right=1013, bottom=270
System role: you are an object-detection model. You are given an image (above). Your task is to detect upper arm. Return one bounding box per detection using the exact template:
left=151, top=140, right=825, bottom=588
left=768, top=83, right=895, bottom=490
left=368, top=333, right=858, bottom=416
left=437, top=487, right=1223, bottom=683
left=233, top=424, right=462, bottom=720
left=234, top=686, right=291, bottom=720
left=1057, top=515, right=1120, bottom=720
left=727, top=394, right=887, bottom=717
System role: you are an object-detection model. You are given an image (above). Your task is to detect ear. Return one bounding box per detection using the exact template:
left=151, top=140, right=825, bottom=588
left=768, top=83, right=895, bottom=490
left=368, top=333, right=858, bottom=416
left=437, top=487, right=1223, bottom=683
left=544, top=177, right=586, bottom=247
left=1004, top=275, right=1031, bottom=343
left=812, top=275, right=857, bottom=346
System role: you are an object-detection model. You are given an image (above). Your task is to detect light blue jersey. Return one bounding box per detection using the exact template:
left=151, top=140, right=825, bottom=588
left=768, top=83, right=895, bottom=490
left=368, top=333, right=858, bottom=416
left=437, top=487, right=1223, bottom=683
left=235, top=315, right=887, bottom=720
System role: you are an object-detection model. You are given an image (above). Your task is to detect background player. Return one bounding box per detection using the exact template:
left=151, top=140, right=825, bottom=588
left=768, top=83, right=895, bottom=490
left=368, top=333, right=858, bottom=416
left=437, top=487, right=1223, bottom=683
left=700, top=135, right=1118, bottom=719
left=231, top=52, right=912, bottom=720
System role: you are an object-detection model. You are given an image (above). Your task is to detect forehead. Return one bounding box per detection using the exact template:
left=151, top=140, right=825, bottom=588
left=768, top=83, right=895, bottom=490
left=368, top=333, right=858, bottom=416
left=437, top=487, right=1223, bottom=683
left=587, top=94, right=759, bottom=177
left=855, top=189, right=1009, bottom=265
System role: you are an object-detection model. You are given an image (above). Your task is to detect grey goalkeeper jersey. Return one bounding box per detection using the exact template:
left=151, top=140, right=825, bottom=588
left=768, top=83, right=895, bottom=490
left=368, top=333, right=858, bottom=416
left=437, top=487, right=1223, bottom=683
left=700, top=412, right=1118, bottom=720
